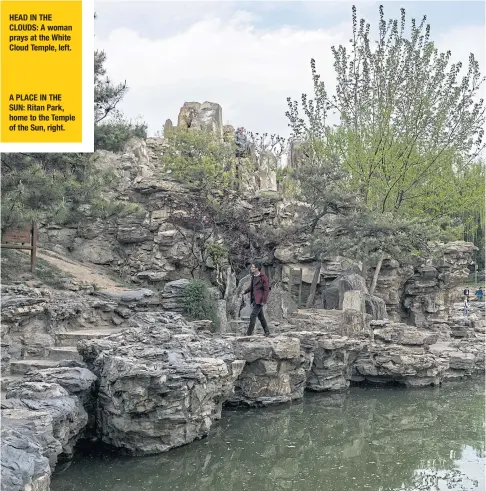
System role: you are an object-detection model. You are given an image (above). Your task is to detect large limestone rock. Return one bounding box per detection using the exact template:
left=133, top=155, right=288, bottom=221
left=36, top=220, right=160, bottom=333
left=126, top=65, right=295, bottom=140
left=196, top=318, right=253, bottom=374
left=0, top=285, right=97, bottom=374
left=1, top=425, right=51, bottom=491
left=323, top=273, right=368, bottom=310
left=1, top=373, right=90, bottom=489
left=72, top=237, right=114, bottom=264
left=228, top=336, right=304, bottom=406
left=364, top=294, right=387, bottom=320
left=284, top=308, right=372, bottom=337
left=286, top=332, right=367, bottom=391
left=372, top=242, right=475, bottom=325
left=372, top=323, right=439, bottom=346
left=274, top=245, right=316, bottom=265
left=0, top=283, right=167, bottom=376
left=22, top=367, right=98, bottom=430
left=352, top=344, right=447, bottom=387
left=90, top=137, right=157, bottom=190
left=264, top=284, right=298, bottom=323
left=160, top=279, right=190, bottom=312
left=177, top=101, right=223, bottom=139
left=342, top=290, right=365, bottom=312
left=368, top=259, right=414, bottom=321
left=78, top=313, right=245, bottom=455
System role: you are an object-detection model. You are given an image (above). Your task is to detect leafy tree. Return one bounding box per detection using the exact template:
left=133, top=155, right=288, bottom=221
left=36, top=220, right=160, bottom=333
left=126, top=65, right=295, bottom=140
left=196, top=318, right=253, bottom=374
left=286, top=4, right=485, bottom=282
left=160, top=126, right=236, bottom=194
left=290, top=139, right=359, bottom=233
left=1, top=32, right=146, bottom=231
left=94, top=49, right=147, bottom=152
left=291, top=144, right=442, bottom=293
left=286, top=5, right=485, bottom=224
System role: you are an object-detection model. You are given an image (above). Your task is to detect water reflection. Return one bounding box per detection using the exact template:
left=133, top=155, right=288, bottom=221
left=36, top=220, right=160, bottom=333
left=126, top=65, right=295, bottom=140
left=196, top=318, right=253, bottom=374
left=52, top=378, right=485, bottom=491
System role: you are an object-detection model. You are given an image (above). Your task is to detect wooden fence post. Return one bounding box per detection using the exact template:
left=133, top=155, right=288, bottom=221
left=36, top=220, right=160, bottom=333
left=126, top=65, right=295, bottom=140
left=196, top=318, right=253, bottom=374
left=31, top=222, right=38, bottom=272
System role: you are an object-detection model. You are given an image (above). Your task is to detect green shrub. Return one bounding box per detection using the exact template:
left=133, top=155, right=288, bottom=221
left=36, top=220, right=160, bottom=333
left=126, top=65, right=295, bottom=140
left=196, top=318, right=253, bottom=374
left=95, top=118, right=148, bottom=152
left=206, top=243, right=227, bottom=267
left=161, top=127, right=235, bottom=193
left=183, top=279, right=219, bottom=330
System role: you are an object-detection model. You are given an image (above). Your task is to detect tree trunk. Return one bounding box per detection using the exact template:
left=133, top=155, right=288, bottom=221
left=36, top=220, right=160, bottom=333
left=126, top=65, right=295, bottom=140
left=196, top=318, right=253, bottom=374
left=369, top=255, right=384, bottom=295
left=306, top=262, right=321, bottom=308
left=361, top=259, right=369, bottom=289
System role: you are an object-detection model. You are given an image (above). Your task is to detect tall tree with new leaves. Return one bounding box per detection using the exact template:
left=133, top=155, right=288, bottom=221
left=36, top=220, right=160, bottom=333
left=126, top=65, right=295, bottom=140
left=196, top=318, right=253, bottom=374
left=286, top=5, right=485, bottom=288
left=287, top=5, right=485, bottom=220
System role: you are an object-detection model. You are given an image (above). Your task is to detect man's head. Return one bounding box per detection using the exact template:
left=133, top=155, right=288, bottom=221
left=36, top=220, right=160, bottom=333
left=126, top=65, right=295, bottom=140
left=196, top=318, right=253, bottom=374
left=250, top=262, right=263, bottom=274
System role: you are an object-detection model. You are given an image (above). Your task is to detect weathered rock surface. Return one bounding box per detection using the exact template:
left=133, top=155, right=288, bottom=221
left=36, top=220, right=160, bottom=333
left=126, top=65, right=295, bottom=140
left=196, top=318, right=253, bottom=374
left=160, top=279, right=190, bottom=312
left=177, top=101, right=223, bottom=138
left=78, top=313, right=245, bottom=455
left=1, top=425, right=51, bottom=491
left=285, top=332, right=367, bottom=391
left=228, top=336, right=304, bottom=406
left=371, top=243, right=475, bottom=325
left=352, top=345, right=447, bottom=387
left=1, top=366, right=93, bottom=490
left=0, top=283, right=165, bottom=376
left=372, top=323, right=439, bottom=346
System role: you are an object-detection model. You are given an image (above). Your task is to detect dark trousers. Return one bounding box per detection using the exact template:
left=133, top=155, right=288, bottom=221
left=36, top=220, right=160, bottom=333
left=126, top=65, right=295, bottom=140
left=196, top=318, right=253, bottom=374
left=247, top=304, right=270, bottom=335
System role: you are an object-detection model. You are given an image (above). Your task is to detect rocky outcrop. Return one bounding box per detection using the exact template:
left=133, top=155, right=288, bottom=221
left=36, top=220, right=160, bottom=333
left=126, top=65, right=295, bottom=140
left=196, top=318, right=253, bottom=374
left=372, top=242, right=475, bottom=326
left=177, top=101, right=223, bottom=139
left=0, top=283, right=165, bottom=376
left=1, top=425, right=51, bottom=491
left=73, top=311, right=378, bottom=452
left=228, top=336, right=304, bottom=406
left=286, top=331, right=367, bottom=391
left=283, top=308, right=372, bottom=337
left=1, top=284, right=91, bottom=374
left=351, top=311, right=485, bottom=387
left=1, top=365, right=95, bottom=490
left=160, top=279, right=190, bottom=312
left=78, top=313, right=246, bottom=455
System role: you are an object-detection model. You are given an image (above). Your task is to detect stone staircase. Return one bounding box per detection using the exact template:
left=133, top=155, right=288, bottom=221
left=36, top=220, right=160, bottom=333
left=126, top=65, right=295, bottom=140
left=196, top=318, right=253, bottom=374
left=1, top=327, right=123, bottom=391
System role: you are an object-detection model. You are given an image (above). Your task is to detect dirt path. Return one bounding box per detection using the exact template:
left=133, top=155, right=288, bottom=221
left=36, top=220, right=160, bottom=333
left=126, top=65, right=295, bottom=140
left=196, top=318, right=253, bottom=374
left=37, top=249, right=127, bottom=290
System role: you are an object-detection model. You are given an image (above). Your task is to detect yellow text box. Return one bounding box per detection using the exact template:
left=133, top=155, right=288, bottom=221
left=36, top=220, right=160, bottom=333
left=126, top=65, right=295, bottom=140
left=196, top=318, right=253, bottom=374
left=1, top=0, right=82, bottom=143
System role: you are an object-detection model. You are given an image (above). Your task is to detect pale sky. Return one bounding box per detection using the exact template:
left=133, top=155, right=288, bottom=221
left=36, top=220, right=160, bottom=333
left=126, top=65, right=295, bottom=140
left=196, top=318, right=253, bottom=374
left=94, top=1, right=486, bottom=138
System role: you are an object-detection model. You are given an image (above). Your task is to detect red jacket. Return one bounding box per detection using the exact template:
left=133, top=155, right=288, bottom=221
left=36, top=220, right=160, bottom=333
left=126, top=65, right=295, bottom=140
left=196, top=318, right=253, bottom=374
left=244, top=273, right=270, bottom=305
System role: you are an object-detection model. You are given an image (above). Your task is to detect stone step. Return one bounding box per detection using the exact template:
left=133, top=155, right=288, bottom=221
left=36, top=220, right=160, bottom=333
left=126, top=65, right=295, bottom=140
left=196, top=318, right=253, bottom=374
left=9, top=359, right=60, bottom=375
left=47, top=346, right=82, bottom=362
left=56, top=328, right=123, bottom=346
left=0, top=374, right=23, bottom=391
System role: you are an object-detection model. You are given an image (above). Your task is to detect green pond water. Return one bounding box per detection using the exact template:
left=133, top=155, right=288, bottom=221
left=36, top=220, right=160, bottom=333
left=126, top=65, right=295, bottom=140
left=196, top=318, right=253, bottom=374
left=52, top=377, right=485, bottom=491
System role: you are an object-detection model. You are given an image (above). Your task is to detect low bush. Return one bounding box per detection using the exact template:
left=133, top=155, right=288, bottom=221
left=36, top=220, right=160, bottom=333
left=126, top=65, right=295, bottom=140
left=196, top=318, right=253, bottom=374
left=182, top=279, right=220, bottom=330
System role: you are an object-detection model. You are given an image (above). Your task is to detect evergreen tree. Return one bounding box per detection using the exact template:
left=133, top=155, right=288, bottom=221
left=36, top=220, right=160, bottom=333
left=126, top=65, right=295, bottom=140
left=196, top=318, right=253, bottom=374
left=1, top=31, right=146, bottom=230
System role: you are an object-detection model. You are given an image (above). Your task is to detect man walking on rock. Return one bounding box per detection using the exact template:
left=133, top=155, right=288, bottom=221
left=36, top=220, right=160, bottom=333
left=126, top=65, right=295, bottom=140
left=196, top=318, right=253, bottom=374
left=243, top=262, right=271, bottom=336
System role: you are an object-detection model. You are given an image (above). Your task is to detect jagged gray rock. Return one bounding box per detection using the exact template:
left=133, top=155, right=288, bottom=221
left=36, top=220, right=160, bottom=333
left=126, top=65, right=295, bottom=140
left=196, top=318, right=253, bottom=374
left=1, top=371, right=91, bottom=490
left=78, top=313, right=245, bottom=455
left=228, top=336, right=304, bottom=406
left=1, top=425, right=51, bottom=491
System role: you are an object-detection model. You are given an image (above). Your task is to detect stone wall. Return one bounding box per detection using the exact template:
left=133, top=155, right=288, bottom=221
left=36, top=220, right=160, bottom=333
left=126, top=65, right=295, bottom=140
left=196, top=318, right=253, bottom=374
left=371, top=242, right=475, bottom=327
